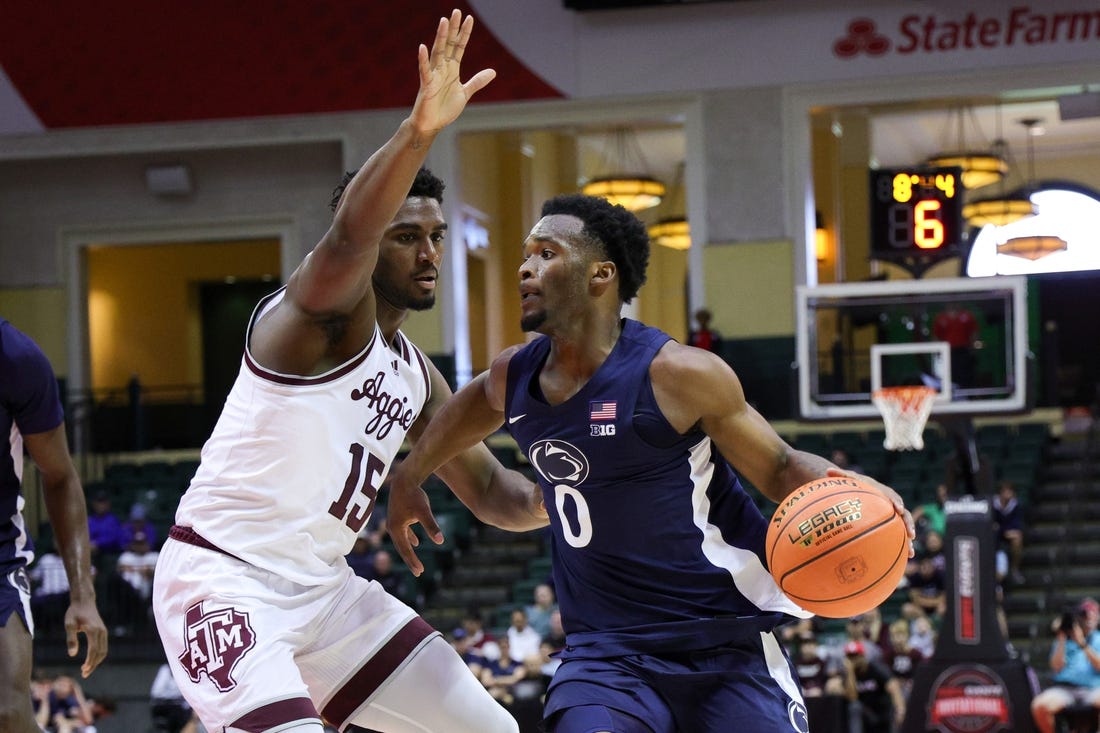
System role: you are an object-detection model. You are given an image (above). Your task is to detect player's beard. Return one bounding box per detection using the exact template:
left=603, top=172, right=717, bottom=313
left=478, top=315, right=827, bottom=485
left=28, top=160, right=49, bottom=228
left=520, top=310, right=546, bottom=332
left=407, top=292, right=436, bottom=311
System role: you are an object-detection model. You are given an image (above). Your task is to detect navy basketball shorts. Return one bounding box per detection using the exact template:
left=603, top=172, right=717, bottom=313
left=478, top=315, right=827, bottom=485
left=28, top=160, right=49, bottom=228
left=544, top=630, right=809, bottom=733
left=1, top=567, right=33, bottom=634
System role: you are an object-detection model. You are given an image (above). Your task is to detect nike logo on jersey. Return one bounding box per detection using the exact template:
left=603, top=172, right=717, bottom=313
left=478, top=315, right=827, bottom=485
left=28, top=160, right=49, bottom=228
left=508, top=413, right=526, bottom=424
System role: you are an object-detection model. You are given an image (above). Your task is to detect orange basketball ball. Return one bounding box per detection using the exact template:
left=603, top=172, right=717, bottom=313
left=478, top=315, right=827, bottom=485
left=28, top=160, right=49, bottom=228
left=766, top=476, right=908, bottom=618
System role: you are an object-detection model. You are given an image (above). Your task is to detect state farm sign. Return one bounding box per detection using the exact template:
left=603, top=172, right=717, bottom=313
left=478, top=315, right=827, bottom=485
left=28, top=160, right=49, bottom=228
left=834, top=6, right=1100, bottom=58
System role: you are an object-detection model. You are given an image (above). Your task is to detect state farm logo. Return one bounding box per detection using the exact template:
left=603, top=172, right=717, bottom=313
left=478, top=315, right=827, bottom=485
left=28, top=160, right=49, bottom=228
left=834, top=7, right=1100, bottom=59
left=178, top=600, right=256, bottom=692
left=528, top=439, right=589, bottom=486
left=834, top=19, right=890, bottom=57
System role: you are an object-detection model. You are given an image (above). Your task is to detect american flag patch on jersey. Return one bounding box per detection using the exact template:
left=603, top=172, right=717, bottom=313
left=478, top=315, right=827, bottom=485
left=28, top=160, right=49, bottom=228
left=589, top=400, right=617, bottom=421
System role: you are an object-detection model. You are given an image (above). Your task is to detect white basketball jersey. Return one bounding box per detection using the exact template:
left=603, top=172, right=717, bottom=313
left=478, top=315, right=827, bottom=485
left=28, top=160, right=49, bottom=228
left=175, top=288, right=431, bottom=586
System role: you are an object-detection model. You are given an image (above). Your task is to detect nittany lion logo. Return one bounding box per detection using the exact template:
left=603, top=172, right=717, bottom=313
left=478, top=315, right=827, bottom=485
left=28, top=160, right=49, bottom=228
left=178, top=600, right=257, bottom=692
left=528, top=439, right=589, bottom=486
left=788, top=700, right=810, bottom=733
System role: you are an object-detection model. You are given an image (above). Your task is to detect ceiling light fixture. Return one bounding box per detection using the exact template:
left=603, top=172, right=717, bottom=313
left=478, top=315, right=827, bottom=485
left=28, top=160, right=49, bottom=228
left=997, top=235, right=1068, bottom=261
left=581, top=127, right=665, bottom=211
left=963, top=117, right=1040, bottom=228
left=925, top=106, right=1007, bottom=191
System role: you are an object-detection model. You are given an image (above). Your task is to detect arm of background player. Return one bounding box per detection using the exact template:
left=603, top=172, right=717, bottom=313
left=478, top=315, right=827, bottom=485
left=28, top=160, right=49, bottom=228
left=390, top=349, right=546, bottom=574
left=24, top=424, right=108, bottom=677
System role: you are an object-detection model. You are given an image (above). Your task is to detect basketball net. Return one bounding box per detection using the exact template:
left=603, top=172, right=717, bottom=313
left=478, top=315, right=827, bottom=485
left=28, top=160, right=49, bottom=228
left=872, top=385, right=936, bottom=451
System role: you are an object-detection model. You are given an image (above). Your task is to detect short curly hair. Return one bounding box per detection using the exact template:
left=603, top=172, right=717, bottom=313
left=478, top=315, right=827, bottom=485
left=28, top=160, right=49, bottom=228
left=540, top=194, right=650, bottom=303
left=329, top=166, right=445, bottom=212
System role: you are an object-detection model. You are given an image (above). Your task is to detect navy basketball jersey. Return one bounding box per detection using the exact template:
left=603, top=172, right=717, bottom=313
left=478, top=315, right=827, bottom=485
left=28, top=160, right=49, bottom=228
left=505, top=319, right=808, bottom=657
left=1, top=319, right=64, bottom=576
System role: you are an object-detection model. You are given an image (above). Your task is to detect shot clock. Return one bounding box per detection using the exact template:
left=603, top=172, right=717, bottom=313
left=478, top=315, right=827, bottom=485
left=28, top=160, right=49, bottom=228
left=869, top=166, right=964, bottom=275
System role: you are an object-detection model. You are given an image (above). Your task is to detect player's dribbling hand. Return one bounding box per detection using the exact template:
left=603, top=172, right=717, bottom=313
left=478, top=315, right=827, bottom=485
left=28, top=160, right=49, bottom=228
left=385, top=470, right=444, bottom=577
left=409, top=9, right=496, bottom=137
left=825, top=466, right=916, bottom=557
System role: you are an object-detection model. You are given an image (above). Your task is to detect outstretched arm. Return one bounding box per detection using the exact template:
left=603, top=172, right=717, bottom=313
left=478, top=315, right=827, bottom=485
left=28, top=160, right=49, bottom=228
left=25, top=424, right=108, bottom=678
left=389, top=347, right=546, bottom=574
left=250, top=10, right=496, bottom=374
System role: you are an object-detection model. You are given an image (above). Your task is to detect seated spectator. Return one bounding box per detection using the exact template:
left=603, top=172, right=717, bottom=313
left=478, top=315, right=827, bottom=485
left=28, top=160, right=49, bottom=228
left=87, top=490, right=125, bottom=559
left=883, top=618, right=926, bottom=700
left=793, top=631, right=844, bottom=697
left=912, top=483, right=949, bottom=540
left=506, top=607, right=543, bottom=664
left=842, top=640, right=907, bottom=733
left=29, top=550, right=72, bottom=636
left=845, top=614, right=883, bottom=664
left=449, top=627, right=486, bottom=679
left=831, top=447, right=864, bottom=475
left=345, top=530, right=375, bottom=580
left=479, top=636, right=527, bottom=709
left=150, top=662, right=199, bottom=733
left=120, top=502, right=158, bottom=548
left=907, top=613, right=937, bottom=659
left=907, top=552, right=946, bottom=619
left=106, top=531, right=159, bottom=635
left=367, top=549, right=411, bottom=606
left=992, top=480, right=1026, bottom=586
left=1031, top=599, right=1100, bottom=733
left=36, top=674, right=95, bottom=733
left=462, top=607, right=501, bottom=662
left=524, top=582, right=557, bottom=639
left=920, top=529, right=946, bottom=573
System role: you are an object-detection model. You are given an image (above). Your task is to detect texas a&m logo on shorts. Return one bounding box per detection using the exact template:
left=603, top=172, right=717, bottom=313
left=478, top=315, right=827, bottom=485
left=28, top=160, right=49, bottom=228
left=178, top=600, right=257, bottom=692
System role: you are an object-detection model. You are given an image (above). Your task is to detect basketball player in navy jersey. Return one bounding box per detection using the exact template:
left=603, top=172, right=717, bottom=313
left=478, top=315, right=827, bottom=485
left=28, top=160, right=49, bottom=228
left=388, top=194, right=915, bottom=733
left=1, top=319, right=108, bottom=733
left=152, top=12, right=544, bottom=733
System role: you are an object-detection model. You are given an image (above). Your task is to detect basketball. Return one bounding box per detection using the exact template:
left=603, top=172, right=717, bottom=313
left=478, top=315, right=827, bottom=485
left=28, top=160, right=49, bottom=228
left=766, top=476, right=908, bottom=618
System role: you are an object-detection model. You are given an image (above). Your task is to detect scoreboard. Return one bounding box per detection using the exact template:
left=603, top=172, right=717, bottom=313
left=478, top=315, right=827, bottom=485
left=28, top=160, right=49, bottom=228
left=869, top=166, right=964, bottom=272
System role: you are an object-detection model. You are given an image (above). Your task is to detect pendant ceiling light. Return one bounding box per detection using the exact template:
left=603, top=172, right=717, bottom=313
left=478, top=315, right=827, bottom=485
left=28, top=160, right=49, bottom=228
left=997, top=235, right=1068, bottom=261
left=963, top=117, right=1041, bottom=228
left=925, top=106, right=1007, bottom=191
left=581, top=127, right=665, bottom=212
left=646, top=161, right=690, bottom=250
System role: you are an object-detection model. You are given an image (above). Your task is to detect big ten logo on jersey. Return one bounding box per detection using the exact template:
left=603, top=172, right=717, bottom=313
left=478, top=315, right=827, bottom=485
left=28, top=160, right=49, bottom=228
left=588, top=398, right=617, bottom=437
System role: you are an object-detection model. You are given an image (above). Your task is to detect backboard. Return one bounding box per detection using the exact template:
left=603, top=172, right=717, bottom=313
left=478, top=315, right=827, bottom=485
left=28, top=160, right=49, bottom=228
left=796, top=276, right=1029, bottom=420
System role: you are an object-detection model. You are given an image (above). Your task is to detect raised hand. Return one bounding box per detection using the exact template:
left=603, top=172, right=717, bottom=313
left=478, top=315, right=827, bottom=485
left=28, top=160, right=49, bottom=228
left=409, top=9, right=496, bottom=137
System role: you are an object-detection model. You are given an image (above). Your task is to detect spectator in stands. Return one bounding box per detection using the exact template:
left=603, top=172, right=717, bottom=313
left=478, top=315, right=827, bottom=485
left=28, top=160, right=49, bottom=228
left=992, top=480, right=1026, bottom=586
left=882, top=618, right=925, bottom=700
left=366, top=549, right=411, bottom=606
left=36, top=674, right=95, bottom=733
left=1031, top=598, right=1100, bottom=733
left=524, top=582, right=557, bottom=639
left=29, top=550, right=72, bottom=636
left=906, top=612, right=937, bottom=659
left=907, top=552, right=946, bottom=620
left=912, top=483, right=949, bottom=540
left=120, top=502, right=157, bottom=548
left=150, top=662, right=199, bottom=733
left=793, top=631, right=843, bottom=697
left=506, top=607, right=543, bottom=664
left=844, top=614, right=883, bottom=664
left=86, top=491, right=125, bottom=559
left=450, top=627, right=486, bottom=679
left=107, top=531, right=159, bottom=635
left=842, top=640, right=907, bottom=733
left=687, top=308, right=722, bottom=353
left=480, top=636, right=527, bottom=709
left=830, top=448, right=864, bottom=476
left=462, top=607, right=501, bottom=662
left=920, top=529, right=946, bottom=573
left=345, top=530, right=375, bottom=580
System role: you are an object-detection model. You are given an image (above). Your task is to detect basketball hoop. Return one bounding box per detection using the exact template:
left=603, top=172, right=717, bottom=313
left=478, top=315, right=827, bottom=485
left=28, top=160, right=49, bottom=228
left=872, top=386, right=937, bottom=451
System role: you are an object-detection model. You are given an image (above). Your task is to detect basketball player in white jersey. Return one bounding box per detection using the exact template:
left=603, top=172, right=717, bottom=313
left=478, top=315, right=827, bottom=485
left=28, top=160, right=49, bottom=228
left=151, top=11, right=546, bottom=733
